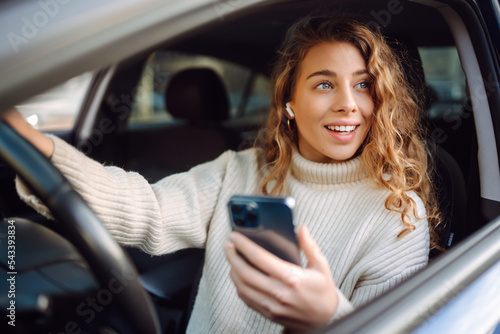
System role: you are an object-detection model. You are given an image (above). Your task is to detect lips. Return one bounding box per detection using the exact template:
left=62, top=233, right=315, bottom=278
left=324, top=122, right=360, bottom=142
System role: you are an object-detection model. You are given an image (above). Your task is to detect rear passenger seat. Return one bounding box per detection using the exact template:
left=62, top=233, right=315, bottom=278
left=121, top=68, right=241, bottom=182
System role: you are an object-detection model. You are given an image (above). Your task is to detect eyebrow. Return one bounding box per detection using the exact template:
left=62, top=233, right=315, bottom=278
left=306, top=69, right=369, bottom=80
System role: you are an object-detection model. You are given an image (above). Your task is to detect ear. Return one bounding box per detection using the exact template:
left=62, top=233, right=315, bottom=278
left=285, top=102, right=295, bottom=118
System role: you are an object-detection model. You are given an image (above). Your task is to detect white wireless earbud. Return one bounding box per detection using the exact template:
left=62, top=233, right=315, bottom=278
left=285, top=102, right=295, bottom=118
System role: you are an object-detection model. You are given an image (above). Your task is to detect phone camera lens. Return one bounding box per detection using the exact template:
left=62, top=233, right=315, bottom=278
left=231, top=205, right=243, bottom=215
left=245, top=211, right=258, bottom=227
left=246, top=211, right=257, bottom=221
left=231, top=202, right=258, bottom=228
left=234, top=217, right=245, bottom=226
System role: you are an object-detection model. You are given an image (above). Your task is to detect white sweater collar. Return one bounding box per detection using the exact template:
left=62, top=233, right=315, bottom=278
left=291, top=151, right=366, bottom=186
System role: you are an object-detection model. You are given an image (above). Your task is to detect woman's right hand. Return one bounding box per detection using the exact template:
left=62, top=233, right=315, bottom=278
left=2, top=108, right=54, bottom=158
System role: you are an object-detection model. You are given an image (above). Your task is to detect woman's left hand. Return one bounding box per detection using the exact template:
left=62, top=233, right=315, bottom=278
left=224, top=226, right=338, bottom=332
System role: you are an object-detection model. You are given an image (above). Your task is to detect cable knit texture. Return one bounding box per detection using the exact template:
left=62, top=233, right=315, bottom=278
left=16, top=135, right=430, bottom=333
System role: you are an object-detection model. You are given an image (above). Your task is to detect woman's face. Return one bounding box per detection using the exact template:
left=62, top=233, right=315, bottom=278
left=290, top=41, right=375, bottom=163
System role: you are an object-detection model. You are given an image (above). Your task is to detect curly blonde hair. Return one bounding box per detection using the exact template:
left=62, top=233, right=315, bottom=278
left=257, top=16, right=442, bottom=249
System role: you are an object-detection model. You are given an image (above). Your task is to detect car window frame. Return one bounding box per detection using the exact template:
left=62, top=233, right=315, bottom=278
left=0, top=0, right=270, bottom=114
left=320, top=216, right=500, bottom=334
left=439, top=2, right=500, bottom=206
left=412, top=258, right=500, bottom=334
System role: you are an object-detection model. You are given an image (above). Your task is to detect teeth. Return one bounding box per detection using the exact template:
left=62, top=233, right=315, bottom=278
left=327, top=125, right=356, bottom=133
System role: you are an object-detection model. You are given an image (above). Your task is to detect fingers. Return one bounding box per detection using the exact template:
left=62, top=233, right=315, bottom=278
left=224, top=242, right=294, bottom=304
left=298, top=226, right=330, bottom=274
left=225, top=243, right=313, bottom=330
left=228, top=231, right=306, bottom=287
left=225, top=231, right=338, bottom=331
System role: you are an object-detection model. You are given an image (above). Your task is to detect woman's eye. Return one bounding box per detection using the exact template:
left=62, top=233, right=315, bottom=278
left=356, top=81, right=371, bottom=89
left=316, top=82, right=332, bottom=90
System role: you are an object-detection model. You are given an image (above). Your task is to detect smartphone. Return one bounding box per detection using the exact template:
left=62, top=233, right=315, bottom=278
left=227, top=195, right=300, bottom=265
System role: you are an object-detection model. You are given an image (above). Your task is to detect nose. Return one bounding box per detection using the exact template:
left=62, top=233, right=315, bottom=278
left=333, top=86, right=357, bottom=113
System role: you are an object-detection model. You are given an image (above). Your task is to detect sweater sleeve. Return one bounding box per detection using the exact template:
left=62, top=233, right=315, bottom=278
left=16, top=135, right=230, bottom=255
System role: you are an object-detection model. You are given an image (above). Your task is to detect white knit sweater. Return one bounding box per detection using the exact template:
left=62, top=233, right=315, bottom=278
left=17, top=135, right=430, bottom=333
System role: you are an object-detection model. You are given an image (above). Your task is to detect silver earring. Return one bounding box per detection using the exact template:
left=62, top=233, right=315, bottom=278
left=287, top=118, right=296, bottom=132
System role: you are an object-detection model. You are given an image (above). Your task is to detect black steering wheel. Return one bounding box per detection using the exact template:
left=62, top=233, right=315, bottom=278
left=0, top=121, right=160, bottom=333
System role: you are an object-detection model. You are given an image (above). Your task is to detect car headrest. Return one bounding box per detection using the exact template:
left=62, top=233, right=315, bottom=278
left=165, top=68, right=230, bottom=122
left=387, top=36, right=437, bottom=108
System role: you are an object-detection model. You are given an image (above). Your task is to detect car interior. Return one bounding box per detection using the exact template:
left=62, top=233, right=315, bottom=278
left=1, top=0, right=499, bottom=333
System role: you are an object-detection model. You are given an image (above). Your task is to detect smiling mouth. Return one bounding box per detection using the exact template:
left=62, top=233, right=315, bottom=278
left=326, top=125, right=358, bottom=135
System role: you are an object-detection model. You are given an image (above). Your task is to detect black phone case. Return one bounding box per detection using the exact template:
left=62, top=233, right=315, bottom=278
left=228, top=195, right=300, bottom=265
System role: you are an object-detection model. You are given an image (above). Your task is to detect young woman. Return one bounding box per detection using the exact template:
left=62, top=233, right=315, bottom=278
left=6, top=16, right=440, bottom=334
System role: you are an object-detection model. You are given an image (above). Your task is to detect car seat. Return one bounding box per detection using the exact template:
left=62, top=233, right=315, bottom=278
left=121, top=67, right=241, bottom=182
left=388, top=36, right=468, bottom=257
left=164, top=67, right=241, bottom=155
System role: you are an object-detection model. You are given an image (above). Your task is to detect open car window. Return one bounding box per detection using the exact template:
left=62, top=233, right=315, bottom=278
left=420, top=46, right=467, bottom=116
